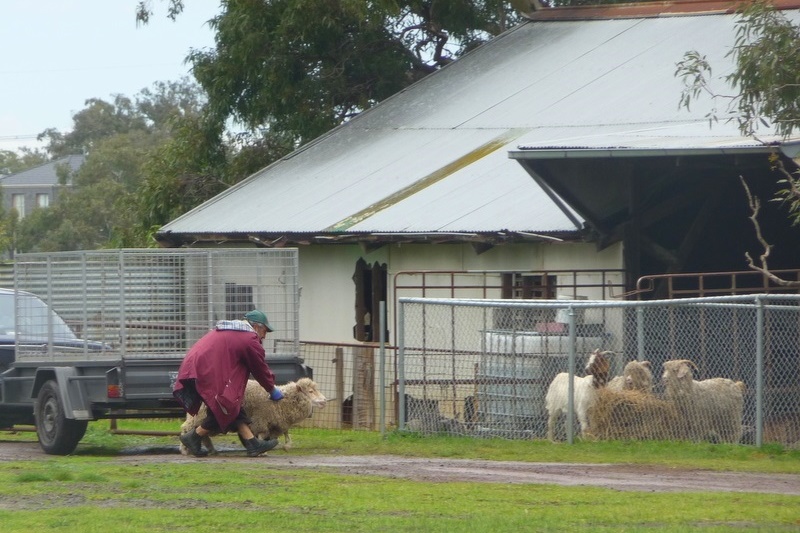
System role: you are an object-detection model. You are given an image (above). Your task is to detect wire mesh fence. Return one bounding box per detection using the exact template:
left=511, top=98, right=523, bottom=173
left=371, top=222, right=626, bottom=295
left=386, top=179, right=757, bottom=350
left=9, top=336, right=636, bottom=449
left=12, top=249, right=300, bottom=361
left=397, top=295, right=800, bottom=447
left=272, top=339, right=397, bottom=433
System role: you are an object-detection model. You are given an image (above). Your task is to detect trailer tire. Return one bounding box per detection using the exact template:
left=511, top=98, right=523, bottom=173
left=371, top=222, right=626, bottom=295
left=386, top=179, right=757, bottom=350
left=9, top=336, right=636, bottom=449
left=34, top=380, right=88, bottom=455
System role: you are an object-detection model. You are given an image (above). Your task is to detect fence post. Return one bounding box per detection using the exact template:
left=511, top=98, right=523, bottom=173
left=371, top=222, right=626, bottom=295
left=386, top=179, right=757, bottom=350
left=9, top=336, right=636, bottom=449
left=379, top=300, right=386, bottom=439
left=755, top=295, right=764, bottom=447
left=566, top=305, right=576, bottom=444
left=398, top=300, right=406, bottom=431
left=335, top=347, right=344, bottom=429
left=636, top=306, right=645, bottom=361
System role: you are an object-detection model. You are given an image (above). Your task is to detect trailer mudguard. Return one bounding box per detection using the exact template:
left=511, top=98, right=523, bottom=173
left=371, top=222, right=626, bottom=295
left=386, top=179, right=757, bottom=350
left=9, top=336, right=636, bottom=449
left=31, top=367, right=92, bottom=420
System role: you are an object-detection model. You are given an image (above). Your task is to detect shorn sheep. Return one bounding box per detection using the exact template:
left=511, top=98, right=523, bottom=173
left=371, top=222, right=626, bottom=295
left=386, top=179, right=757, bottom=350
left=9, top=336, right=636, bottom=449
left=545, top=348, right=612, bottom=441
left=607, top=360, right=653, bottom=393
left=661, top=359, right=745, bottom=443
left=180, top=377, right=327, bottom=455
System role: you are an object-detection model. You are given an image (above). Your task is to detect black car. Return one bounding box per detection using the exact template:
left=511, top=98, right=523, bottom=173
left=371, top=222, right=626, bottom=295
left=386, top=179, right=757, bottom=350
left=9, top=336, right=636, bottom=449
left=0, top=288, right=99, bottom=371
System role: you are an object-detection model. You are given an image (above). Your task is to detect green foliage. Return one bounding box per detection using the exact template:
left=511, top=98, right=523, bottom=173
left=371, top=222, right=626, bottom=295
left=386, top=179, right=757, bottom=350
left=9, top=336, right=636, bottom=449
left=135, top=0, right=184, bottom=25
left=191, top=0, right=407, bottom=143
left=727, top=0, right=800, bottom=139
left=0, top=150, right=48, bottom=176
left=224, top=130, right=295, bottom=180
left=40, top=96, right=148, bottom=157
left=13, top=79, right=208, bottom=251
left=15, top=133, right=156, bottom=252
left=189, top=0, right=521, bottom=144
left=677, top=0, right=800, bottom=139
left=137, top=114, right=227, bottom=230
left=134, top=78, right=206, bottom=126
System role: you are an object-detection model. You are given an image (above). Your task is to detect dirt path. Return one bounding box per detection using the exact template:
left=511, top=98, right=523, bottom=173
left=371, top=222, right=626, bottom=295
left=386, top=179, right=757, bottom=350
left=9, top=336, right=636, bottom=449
left=3, top=441, right=800, bottom=495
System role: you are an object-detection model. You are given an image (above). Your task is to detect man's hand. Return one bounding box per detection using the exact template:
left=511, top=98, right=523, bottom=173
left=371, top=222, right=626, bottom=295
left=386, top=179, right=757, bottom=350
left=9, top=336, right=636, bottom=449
left=270, top=388, right=284, bottom=401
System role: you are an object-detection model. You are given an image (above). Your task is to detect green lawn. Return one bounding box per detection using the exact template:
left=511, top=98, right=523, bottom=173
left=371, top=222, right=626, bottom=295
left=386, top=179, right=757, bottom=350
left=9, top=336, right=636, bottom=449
left=0, top=422, right=798, bottom=532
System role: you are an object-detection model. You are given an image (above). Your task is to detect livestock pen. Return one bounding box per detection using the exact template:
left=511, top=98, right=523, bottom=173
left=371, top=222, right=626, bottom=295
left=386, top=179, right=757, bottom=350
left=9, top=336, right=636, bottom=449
left=392, top=295, right=800, bottom=447
left=87, top=295, right=800, bottom=448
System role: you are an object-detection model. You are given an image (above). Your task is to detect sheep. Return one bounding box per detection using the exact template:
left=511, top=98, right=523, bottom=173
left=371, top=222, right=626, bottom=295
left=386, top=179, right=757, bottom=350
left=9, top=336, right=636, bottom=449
left=661, top=359, right=745, bottom=444
left=607, top=360, right=654, bottom=393
left=545, top=348, right=612, bottom=441
left=180, top=377, right=327, bottom=455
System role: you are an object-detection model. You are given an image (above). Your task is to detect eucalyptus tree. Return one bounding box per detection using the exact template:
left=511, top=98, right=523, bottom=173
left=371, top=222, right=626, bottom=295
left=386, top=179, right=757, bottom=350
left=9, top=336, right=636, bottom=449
left=0, top=150, right=48, bottom=176
left=139, top=0, right=523, bottom=145
left=14, top=78, right=207, bottom=252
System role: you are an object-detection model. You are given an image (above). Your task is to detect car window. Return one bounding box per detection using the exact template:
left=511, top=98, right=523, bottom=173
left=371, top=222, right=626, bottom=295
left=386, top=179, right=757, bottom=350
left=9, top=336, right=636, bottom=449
left=0, top=293, right=13, bottom=335
left=0, top=292, right=78, bottom=340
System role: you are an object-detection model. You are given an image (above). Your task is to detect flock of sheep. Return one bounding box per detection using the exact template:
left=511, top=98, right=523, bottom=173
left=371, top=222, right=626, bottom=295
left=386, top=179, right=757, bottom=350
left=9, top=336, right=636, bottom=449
left=545, top=349, right=746, bottom=443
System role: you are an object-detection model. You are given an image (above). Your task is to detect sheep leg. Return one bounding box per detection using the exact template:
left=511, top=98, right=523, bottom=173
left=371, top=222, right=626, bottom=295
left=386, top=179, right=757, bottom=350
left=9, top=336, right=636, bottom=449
left=547, top=411, right=558, bottom=442
left=179, top=416, right=194, bottom=456
left=577, top=412, right=590, bottom=439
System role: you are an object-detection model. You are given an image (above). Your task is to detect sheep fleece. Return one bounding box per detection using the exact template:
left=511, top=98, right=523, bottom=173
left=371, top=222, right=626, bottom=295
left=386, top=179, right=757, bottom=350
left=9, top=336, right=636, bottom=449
left=180, top=377, right=326, bottom=454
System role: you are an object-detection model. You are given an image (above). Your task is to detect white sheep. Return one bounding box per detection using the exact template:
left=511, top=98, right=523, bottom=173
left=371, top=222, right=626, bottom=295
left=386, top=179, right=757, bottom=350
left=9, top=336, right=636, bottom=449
left=607, top=360, right=653, bottom=393
left=545, top=349, right=612, bottom=441
left=661, top=359, right=745, bottom=443
left=180, top=377, right=327, bottom=455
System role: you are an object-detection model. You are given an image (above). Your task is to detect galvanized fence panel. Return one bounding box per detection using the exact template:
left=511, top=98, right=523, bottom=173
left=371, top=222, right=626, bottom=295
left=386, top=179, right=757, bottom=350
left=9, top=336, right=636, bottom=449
left=398, top=295, right=800, bottom=447
left=272, top=338, right=397, bottom=433
left=12, top=249, right=300, bottom=362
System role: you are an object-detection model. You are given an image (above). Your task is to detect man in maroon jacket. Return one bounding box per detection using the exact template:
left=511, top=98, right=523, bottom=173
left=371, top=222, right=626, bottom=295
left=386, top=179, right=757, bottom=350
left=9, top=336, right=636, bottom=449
left=174, top=310, right=285, bottom=457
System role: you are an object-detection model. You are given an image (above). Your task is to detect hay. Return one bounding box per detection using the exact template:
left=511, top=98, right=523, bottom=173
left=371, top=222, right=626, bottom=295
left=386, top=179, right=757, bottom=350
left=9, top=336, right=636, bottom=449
left=588, top=388, right=682, bottom=441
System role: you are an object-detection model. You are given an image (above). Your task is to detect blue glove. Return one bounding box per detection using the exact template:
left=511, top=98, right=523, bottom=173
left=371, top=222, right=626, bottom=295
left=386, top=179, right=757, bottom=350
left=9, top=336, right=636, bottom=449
left=270, top=388, right=284, bottom=401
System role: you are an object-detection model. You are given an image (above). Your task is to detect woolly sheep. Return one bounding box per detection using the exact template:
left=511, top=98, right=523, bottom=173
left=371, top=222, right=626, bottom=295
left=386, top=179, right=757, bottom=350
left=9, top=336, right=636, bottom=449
left=607, top=360, right=654, bottom=393
left=180, top=377, right=327, bottom=455
left=545, top=349, right=612, bottom=441
left=661, top=359, right=745, bottom=443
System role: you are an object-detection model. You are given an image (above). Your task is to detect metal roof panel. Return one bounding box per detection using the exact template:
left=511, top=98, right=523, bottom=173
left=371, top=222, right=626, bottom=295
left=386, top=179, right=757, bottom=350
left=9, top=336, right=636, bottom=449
left=160, top=8, right=800, bottom=240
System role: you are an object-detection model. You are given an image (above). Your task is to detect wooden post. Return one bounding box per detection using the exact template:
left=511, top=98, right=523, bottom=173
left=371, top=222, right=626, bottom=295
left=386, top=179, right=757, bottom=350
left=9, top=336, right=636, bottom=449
left=354, top=344, right=376, bottom=429
left=335, top=347, right=344, bottom=429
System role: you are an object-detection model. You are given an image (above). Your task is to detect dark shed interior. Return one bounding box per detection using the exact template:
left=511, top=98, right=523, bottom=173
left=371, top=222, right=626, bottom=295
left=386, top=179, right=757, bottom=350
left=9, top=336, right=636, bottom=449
left=515, top=149, right=800, bottom=297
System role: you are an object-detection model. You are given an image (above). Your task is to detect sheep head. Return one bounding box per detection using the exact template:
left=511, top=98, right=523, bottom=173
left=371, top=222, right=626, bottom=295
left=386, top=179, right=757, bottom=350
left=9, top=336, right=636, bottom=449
left=662, top=359, right=697, bottom=398
left=295, top=377, right=328, bottom=409
left=622, top=360, right=653, bottom=393
left=586, top=348, right=613, bottom=387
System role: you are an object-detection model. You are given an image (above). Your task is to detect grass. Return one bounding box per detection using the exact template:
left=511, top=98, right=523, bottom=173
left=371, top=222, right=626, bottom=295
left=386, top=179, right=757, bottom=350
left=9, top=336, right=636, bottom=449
left=7, top=419, right=800, bottom=473
left=1, top=421, right=799, bottom=532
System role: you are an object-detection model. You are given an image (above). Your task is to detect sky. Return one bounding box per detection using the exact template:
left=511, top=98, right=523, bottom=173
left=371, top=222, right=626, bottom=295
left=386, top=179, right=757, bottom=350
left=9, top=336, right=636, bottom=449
left=0, top=1, right=220, bottom=154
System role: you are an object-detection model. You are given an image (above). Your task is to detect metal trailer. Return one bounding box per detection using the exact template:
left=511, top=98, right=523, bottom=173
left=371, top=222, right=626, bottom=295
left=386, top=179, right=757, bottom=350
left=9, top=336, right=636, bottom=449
left=0, top=248, right=311, bottom=455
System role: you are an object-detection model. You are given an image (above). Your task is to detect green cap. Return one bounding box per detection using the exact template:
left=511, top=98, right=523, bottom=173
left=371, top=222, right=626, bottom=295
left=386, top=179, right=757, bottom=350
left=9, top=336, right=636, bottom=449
left=244, top=310, right=273, bottom=332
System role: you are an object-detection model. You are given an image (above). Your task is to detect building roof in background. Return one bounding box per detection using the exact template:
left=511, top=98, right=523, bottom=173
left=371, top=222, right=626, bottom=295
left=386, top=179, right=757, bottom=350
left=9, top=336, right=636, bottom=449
left=158, top=1, right=800, bottom=248
left=0, top=155, right=85, bottom=187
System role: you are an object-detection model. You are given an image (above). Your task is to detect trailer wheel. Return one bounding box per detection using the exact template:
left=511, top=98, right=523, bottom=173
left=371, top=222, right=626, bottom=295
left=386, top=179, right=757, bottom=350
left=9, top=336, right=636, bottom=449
left=34, top=380, right=88, bottom=455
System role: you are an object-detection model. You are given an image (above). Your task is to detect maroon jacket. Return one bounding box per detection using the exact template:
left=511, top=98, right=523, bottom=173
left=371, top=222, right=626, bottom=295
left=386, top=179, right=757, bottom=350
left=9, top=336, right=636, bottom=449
left=173, top=325, right=276, bottom=430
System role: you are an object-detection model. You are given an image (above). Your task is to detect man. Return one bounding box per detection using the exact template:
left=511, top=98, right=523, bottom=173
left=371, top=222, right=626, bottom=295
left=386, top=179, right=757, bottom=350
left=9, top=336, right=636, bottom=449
left=174, top=310, right=285, bottom=457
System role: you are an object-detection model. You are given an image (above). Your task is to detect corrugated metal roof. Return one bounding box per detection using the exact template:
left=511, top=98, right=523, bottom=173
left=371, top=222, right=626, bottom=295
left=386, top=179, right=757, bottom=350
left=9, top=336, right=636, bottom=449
left=0, top=155, right=85, bottom=187
left=159, top=4, right=800, bottom=244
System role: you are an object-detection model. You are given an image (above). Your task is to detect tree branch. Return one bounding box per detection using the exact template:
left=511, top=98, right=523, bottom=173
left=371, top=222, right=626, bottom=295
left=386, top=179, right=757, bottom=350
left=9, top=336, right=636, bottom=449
left=741, top=174, right=800, bottom=287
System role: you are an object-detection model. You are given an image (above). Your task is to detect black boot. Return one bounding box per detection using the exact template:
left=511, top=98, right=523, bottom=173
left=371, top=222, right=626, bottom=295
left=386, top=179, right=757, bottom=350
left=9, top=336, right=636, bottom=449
left=244, top=437, right=279, bottom=457
left=180, top=430, right=208, bottom=457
